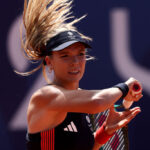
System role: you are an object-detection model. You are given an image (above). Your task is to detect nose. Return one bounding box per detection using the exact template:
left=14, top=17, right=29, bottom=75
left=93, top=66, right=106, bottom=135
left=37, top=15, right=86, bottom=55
left=71, top=56, right=79, bottom=63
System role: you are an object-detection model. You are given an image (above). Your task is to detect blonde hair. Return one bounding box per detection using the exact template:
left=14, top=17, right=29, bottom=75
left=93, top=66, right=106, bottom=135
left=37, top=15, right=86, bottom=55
left=18, top=0, right=92, bottom=82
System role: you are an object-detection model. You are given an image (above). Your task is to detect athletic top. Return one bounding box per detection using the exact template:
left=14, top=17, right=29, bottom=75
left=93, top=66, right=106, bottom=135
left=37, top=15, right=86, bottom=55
left=26, top=112, right=95, bottom=150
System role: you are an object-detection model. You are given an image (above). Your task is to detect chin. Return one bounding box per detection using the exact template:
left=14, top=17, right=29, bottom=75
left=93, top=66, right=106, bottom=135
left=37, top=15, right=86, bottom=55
left=66, top=77, right=81, bottom=83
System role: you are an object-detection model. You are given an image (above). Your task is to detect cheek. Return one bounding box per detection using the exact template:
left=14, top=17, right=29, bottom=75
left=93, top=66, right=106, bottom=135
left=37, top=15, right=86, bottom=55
left=53, top=61, right=67, bottom=73
left=80, top=60, right=86, bottom=71
left=82, top=58, right=86, bottom=66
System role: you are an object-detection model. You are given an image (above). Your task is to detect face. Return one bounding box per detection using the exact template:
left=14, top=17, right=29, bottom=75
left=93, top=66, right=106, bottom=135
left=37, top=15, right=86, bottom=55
left=45, top=42, right=86, bottom=86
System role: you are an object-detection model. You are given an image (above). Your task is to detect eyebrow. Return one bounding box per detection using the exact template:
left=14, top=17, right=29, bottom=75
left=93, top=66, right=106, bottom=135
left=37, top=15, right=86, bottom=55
left=58, top=48, right=85, bottom=55
left=58, top=51, right=69, bottom=55
left=79, top=49, right=85, bottom=52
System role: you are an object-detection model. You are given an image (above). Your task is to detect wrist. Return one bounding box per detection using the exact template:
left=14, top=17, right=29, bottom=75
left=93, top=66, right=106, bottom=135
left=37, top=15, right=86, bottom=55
left=104, top=125, right=115, bottom=135
left=113, top=83, right=129, bottom=99
left=95, top=122, right=115, bottom=145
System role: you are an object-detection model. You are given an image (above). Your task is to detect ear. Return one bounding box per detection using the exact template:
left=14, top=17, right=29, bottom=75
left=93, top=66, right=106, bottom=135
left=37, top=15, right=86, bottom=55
left=45, top=56, right=51, bottom=66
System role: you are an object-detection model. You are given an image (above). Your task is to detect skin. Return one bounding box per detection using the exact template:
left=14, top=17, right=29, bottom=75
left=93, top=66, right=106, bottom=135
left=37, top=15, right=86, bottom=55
left=27, top=42, right=142, bottom=150
left=45, top=42, right=86, bottom=90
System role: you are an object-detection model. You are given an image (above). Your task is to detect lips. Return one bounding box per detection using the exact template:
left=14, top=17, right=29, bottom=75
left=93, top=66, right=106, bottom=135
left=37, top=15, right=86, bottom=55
left=68, top=70, right=80, bottom=75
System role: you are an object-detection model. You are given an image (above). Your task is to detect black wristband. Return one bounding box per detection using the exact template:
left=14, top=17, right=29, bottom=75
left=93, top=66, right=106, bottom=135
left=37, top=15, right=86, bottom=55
left=113, top=83, right=129, bottom=99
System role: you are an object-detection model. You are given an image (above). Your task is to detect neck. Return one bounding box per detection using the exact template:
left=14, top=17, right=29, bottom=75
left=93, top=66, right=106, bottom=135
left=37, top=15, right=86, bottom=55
left=52, top=79, right=79, bottom=90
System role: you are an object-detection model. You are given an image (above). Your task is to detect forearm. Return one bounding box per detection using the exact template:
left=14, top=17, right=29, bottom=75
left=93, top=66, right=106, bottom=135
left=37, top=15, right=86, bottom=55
left=53, top=87, right=123, bottom=113
left=37, top=85, right=123, bottom=114
left=90, top=87, right=122, bottom=113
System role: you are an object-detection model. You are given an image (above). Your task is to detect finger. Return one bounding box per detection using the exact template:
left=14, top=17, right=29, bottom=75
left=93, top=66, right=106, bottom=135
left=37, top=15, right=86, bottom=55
left=129, top=107, right=141, bottom=116
left=109, top=107, right=141, bottom=132
left=134, top=94, right=143, bottom=101
left=123, top=107, right=141, bottom=116
left=131, top=91, right=142, bottom=97
left=122, top=107, right=141, bottom=125
left=135, top=94, right=143, bottom=99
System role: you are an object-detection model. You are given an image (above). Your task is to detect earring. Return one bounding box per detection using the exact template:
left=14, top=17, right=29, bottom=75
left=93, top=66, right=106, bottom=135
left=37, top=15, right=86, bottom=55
left=48, top=66, right=53, bottom=73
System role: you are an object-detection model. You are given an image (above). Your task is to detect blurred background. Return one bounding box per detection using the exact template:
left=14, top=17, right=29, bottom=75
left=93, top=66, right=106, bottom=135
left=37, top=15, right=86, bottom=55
left=0, top=0, right=150, bottom=149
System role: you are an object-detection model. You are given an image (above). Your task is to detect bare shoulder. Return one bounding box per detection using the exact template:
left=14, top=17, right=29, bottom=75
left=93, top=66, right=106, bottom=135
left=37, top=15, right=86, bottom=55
left=32, top=85, right=63, bottom=99
left=30, top=85, right=65, bottom=108
left=27, top=85, right=67, bottom=133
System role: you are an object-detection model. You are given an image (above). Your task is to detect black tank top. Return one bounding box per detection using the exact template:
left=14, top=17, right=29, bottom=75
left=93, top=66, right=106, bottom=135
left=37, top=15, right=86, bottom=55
left=26, top=113, right=95, bottom=150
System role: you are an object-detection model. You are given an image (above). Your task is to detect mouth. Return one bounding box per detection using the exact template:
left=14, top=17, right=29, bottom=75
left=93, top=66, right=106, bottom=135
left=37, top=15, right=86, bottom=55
left=68, top=70, right=80, bottom=75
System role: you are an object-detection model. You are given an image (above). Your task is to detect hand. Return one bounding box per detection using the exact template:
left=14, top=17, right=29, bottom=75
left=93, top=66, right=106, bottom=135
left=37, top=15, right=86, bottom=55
left=104, top=105, right=141, bottom=135
left=124, top=77, right=143, bottom=102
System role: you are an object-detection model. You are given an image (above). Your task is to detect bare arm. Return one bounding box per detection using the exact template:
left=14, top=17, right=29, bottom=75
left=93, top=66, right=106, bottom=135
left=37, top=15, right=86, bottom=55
left=32, top=85, right=123, bottom=114
left=27, top=85, right=122, bottom=133
left=27, top=78, right=142, bottom=133
left=92, top=105, right=142, bottom=150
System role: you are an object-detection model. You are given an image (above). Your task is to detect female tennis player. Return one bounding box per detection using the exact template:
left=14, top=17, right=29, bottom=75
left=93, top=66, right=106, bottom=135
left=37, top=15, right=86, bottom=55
left=20, top=0, right=143, bottom=150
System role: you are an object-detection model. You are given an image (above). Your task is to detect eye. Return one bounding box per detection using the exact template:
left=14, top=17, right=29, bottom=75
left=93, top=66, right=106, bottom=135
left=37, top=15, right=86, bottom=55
left=79, top=52, right=85, bottom=56
left=60, top=55, right=68, bottom=58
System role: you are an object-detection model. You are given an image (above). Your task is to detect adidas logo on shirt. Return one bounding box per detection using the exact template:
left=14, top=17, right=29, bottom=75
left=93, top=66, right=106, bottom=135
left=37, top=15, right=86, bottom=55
left=64, top=121, right=78, bottom=132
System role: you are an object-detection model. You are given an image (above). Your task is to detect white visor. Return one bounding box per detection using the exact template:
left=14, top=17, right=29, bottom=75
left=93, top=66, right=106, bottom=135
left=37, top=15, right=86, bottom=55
left=52, top=41, right=78, bottom=51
